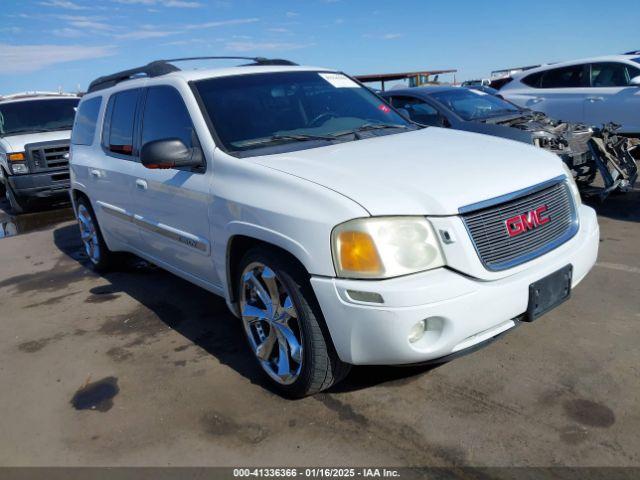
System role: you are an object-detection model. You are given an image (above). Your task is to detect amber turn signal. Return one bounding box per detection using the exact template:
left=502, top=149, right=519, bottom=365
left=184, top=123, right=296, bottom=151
left=336, top=230, right=383, bottom=274
left=8, top=152, right=25, bottom=162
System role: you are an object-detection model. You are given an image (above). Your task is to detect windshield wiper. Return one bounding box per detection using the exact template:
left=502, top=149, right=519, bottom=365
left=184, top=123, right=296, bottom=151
left=4, top=128, right=51, bottom=135
left=3, top=127, right=72, bottom=136
left=234, top=133, right=336, bottom=148
left=356, top=123, right=409, bottom=132
left=40, top=126, right=73, bottom=132
left=272, top=133, right=336, bottom=141
left=332, top=123, right=409, bottom=139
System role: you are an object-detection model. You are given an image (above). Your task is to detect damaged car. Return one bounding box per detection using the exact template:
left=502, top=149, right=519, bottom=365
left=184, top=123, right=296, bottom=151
left=383, top=86, right=638, bottom=199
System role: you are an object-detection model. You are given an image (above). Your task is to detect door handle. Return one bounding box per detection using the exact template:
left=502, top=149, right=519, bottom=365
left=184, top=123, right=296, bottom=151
left=89, top=169, right=101, bottom=178
left=587, top=96, right=604, bottom=102
left=135, top=179, right=148, bottom=190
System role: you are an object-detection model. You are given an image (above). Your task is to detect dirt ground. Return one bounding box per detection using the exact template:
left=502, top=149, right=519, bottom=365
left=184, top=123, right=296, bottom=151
left=0, top=190, right=638, bottom=467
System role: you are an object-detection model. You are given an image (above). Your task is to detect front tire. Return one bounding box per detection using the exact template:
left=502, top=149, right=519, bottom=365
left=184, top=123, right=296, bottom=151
left=237, top=248, right=350, bottom=398
left=76, top=197, right=116, bottom=272
left=6, top=184, right=28, bottom=214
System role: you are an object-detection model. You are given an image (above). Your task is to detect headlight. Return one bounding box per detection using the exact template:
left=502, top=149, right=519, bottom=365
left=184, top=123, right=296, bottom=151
left=7, top=152, right=29, bottom=175
left=331, top=217, right=445, bottom=279
left=11, top=163, right=29, bottom=174
left=561, top=162, right=582, bottom=207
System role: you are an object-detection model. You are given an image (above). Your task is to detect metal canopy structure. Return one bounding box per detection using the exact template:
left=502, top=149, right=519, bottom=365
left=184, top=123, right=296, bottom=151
left=354, top=69, right=457, bottom=91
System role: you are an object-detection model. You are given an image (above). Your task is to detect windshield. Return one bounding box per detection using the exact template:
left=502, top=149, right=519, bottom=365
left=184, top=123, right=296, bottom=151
left=0, top=98, right=79, bottom=136
left=429, top=89, right=521, bottom=121
left=194, top=71, right=412, bottom=155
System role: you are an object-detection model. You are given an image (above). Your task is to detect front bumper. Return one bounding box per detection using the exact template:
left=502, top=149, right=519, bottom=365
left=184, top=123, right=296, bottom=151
left=7, top=171, right=70, bottom=199
left=311, top=205, right=599, bottom=365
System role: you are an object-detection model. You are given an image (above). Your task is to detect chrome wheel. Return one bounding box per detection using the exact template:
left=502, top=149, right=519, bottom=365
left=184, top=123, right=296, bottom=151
left=77, top=204, right=101, bottom=265
left=240, top=262, right=303, bottom=385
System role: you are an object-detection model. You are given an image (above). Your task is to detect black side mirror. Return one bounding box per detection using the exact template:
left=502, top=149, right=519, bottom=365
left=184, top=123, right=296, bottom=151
left=140, top=139, right=203, bottom=170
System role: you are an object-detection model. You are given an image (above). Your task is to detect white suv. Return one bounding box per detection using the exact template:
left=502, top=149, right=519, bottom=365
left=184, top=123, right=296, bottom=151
left=70, top=57, right=600, bottom=397
left=499, top=55, right=640, bottom=135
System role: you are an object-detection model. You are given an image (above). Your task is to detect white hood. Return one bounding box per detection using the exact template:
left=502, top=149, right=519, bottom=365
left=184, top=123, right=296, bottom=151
left=253, top=127, right=567, bottom=216
left=1, top=130, right=71, bottom=153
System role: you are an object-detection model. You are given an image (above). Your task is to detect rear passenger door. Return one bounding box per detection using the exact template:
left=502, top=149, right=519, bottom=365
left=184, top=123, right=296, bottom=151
left=89, top=88, right=142, bottom=247
left=583, top=62, right=640, bottom=132
left=129, top=85, right=216, bottom=284
left=517, top=64, right=590, bottom=123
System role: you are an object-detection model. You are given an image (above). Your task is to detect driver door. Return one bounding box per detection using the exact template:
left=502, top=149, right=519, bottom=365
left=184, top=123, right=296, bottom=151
left=129, top=85, right=218, bottom=285
left=387, top=96, right=448, bottom=127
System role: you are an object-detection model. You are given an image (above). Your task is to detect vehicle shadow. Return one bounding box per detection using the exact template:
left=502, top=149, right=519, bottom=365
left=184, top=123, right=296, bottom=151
left=583, top=186, right=640, bottom=223
left=53, top=223, right=433, bottom=396
left=328, top=363, right=440, bottom=394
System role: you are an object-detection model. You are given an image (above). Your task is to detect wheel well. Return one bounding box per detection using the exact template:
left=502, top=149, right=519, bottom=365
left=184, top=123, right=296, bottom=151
left=70, top=189, right=90, bottom=212
left=226, top=235, right=309, bottom=306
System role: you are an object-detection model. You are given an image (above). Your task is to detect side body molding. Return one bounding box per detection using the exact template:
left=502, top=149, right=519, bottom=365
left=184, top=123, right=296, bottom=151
left=97, top=200, right=210, bottom=255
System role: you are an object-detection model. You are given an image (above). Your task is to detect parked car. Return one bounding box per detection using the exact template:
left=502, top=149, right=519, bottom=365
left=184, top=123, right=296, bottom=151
left=382, top=86, right=638, bottom=199
left=497, top=55, right=640, bottom=136
left=461, top=79, right=490, bottom=87
left=0, top=92, right=79, bottom=213
left=70, top=57, right=599, bottom=397
left=465, top=85, right=503, bottom=96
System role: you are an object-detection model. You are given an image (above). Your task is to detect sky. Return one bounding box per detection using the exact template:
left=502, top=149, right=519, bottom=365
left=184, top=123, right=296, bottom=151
left=1, top=0, right=638, bottom=94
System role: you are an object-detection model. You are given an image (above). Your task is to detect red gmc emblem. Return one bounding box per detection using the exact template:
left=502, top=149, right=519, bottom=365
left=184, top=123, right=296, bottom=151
left=505, top=205, right=551, bottom=237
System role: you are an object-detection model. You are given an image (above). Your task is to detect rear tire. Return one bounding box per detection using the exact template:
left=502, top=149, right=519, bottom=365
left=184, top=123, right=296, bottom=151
left=76, top=197, right=116, bottom=272
left=237, top=248, right=350, bottom=398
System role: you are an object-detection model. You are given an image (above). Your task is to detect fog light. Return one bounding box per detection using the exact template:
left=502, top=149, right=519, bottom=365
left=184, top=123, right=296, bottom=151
left=408, top=319, right=426, bottom=343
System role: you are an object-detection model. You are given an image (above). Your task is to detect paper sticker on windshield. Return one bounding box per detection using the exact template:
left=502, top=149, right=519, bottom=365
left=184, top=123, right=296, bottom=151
left=319, top=73, right=359, bottom=88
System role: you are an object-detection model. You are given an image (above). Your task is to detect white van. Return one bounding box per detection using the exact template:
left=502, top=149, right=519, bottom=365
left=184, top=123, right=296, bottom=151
left=0, top=92, right=79, bottom=213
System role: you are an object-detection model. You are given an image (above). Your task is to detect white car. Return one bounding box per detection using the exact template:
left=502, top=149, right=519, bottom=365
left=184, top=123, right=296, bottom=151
left=0, top=92, right=79, bottom=213
left=499, top=55, right=640, bottom=135
left=70, top=57, right=599, bottom=397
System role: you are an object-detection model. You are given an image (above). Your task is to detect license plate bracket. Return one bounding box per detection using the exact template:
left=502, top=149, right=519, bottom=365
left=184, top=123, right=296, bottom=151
left=525, top=264, right=573, bottom=322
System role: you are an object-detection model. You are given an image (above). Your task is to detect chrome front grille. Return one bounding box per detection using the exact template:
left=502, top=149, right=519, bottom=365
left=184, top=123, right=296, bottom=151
left=27, top=141, right=70, bottom=172
left=461, top=178, right=578, bottom=271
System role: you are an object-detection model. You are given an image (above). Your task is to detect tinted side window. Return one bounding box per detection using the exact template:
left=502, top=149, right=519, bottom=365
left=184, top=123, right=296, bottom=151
left=590, top=62, right=636, bottom=87
left=107, top=89, right=140, bottom=156
left=141, top=86, right=197, bottom=149
left=628, top=64, right=640, bottom=78
left=72, top=97, right=102, bottom=145
left=521, top=71, right=543, bottom=88
left=389, top=96, right=443, bottom=126
left=540, top=65, right=587, bottom=88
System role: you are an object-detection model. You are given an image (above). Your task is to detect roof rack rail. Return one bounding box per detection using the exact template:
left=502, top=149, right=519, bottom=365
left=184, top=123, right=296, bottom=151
left=0, top=91, right=78, bottom=101
left=87, top=56, right=298, bottom=93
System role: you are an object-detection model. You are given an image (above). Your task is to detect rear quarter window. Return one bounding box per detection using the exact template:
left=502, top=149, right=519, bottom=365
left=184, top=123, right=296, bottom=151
left=521, top=71, right=543, bottom=88
left=71, top=96, right=102, bottom=146
left=539, top=65, right=587, bottom=88
left=102, top=89, right=141, bottom=157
